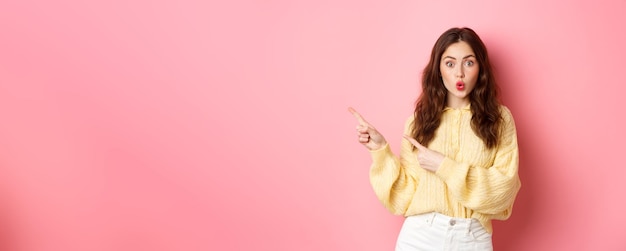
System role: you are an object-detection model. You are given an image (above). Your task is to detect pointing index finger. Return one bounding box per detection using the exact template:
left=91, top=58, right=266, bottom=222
left=403, top=135, right=425, bottom=150
left=348, top=107, right=368, bottom=124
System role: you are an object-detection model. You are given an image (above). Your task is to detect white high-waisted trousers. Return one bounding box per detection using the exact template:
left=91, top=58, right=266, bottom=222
left=395, top=212, right=493, bottom=251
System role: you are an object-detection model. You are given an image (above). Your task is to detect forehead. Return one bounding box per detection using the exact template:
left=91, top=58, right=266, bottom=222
left=442, top=41, right=475, bottom=58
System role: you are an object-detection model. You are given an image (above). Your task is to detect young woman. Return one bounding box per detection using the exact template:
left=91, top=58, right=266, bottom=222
left=349, top=27, right=520, bottom=250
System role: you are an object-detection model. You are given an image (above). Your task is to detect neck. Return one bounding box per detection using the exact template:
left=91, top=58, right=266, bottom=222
left=446, top=97, right=470, bottom=109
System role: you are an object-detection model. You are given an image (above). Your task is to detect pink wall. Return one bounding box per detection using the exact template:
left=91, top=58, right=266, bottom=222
left=1, top=0, right=625, bottom=250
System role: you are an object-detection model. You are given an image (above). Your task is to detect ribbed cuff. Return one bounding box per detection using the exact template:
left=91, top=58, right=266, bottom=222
left=369, top=143, right=392, bottom=163
left=435, top=157, right=458, bottom=181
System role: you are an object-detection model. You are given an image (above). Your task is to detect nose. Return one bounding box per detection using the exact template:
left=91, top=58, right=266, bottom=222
left=456, top=65, right=464, bottom=78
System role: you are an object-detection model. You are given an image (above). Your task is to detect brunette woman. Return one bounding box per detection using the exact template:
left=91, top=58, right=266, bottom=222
left=349, top=27, right=520, bottom=250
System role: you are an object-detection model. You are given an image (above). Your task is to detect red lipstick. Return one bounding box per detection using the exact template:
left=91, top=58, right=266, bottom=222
left=456, top=81, right=465, bottom=91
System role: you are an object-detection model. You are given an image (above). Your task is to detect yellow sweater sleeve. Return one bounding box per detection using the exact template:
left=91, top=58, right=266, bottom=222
left=435, top=107, right=521, bottom=216
left=369, top=117, right=418, bottom=215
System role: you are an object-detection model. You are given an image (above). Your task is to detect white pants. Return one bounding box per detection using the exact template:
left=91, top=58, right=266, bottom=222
left=395, top=213, right=493, bottom=251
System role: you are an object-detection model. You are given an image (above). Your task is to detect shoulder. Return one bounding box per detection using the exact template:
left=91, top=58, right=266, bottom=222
left=404, top=114, right=416, bottom=131
left=498, top=105, right=517, bottom=133
left=498, top=105, right=515, bottom=122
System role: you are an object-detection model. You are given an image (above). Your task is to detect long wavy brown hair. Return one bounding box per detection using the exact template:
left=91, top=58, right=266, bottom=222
left=411, top=27, right=502, bottom=149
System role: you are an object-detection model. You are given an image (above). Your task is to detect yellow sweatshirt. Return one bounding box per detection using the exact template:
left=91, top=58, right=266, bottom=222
left=369, top=105, right=521, bottom=233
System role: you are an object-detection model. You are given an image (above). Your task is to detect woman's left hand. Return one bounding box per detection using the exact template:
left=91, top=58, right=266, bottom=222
left=403, top=135, right=445, bottom=172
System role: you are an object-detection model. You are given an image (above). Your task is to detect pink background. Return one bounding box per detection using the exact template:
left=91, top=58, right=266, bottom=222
left=1, top=0, right=625, bottom=250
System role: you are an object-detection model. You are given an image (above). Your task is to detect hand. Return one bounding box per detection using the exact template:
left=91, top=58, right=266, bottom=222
left=403, top=135, right=445, bottom=172
left=348, top=107, right=387, bottom=151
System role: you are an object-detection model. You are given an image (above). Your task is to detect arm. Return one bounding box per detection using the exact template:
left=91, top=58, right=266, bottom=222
left=435, top=108, right=521, bottom=215
left=369, top=117, right=419, bottom=215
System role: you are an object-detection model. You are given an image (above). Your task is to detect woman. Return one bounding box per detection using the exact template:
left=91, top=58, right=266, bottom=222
left=349, top=27, right=520, bottom=250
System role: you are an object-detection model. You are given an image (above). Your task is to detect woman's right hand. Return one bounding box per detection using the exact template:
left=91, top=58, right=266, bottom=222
left=348, top=107, right=387, bottom=151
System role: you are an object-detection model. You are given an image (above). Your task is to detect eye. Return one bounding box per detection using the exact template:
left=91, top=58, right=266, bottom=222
left=445, top=62, right=454, bottom=67
left=464, top=60, right=475, bottom=66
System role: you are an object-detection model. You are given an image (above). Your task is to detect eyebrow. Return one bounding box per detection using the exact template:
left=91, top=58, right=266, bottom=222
left=443, top=55, right=476, bottom=60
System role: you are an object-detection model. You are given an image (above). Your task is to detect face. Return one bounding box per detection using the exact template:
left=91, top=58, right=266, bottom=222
left=439, top=41, right=479, bottom=107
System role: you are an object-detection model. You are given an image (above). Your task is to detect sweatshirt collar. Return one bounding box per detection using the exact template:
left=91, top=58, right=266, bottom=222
left=443, top=104, right=471, bottom=111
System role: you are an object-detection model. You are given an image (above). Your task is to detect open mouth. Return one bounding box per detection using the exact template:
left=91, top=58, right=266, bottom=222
left=456, top=81, right=465, bottom=91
